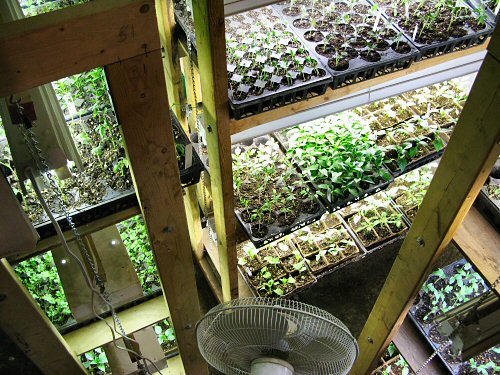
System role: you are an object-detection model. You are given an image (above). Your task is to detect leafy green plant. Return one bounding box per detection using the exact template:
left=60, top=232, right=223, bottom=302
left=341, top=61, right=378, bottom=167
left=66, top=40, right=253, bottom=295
left=284, top=111, right=391, bottom=203
left=118, top=216, right=160, bottom=294
left=80, top=347, right=110, bottom=374
left=14, top=252, right=73, bottom=326
left=153, top=318, right=177, bottom=352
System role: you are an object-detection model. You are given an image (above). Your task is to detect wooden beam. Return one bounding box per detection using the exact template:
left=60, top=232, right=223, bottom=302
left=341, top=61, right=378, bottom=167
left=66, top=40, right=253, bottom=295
left=0, top=258, right=87, bottom=375
left=351, top=44, right=500, bottom=374
left=392, top=318, right=448, bottom=375
left=229, top=43, right=488, bottom=135
left=155, top=0, right=183, bottom=121
left=64, top=296, right=169, bottom=355
left=193, top=0, right=239, bottom=301
left=0, top=0, right=160, bottom=97
left=105, top=50, right=207, bottom=374
left=453, top=207, right=500, bottom=295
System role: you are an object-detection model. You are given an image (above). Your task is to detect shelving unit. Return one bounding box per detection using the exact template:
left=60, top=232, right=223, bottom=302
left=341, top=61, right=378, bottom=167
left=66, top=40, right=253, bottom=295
left=0, top=1, right=498, bottom=374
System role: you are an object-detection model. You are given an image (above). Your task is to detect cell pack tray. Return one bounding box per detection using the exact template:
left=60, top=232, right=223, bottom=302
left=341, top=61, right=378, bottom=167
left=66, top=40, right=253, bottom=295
left=174, top=1, right=332, bottom=119
left=232, top=135, right=326, bottom=248
left=273, top=0, right=418, bottom=88
left=368, top=0, right=494, bottom=60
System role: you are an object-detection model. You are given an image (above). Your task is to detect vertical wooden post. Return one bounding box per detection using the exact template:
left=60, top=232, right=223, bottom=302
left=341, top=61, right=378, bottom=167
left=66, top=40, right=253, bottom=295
left=0, top=259, right=87, bottom=375
left=192, top=0, right=239, bottom=301
left=105, top=50, right=207, bottom=374
left=351, top=31, right=500, bottom=374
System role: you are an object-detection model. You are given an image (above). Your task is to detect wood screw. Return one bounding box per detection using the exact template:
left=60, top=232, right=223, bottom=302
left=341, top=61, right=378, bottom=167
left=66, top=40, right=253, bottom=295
left=140, top=4, right=150, bottom=13
left=417, top=237, right=425, bottom=247
left=0, top=294, right=6, bottom=302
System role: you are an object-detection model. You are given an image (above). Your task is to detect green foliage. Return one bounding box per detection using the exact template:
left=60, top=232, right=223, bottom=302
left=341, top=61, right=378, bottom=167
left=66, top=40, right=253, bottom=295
left=118, top=216, right=160, bottom=294
left=284, top=111, right=390, bottom=202
left=80, top=347, right=110, bottom=374
left=20, top=0, right=89, bottom=17
left=14, top=252, right=73, bottom=326
left=153, top=318, right=177, bottom=351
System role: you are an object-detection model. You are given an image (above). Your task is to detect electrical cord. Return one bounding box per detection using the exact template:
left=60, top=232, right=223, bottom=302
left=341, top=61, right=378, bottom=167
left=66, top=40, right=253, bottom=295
left=12, top=96, right=167, bottom=375
left=27, top=168, right=164, bottom=375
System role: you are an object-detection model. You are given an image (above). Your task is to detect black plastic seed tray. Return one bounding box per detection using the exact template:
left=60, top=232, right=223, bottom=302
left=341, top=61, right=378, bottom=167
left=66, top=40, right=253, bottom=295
left=173, top=0, right=197, bottom=50
left=233, top=136, right=326, bottom=248
left=171, top=112, right=204, bottom=188
left=384, top=145, right=446, bottom=178
left=273, top=0, right=418, bottom=89
left=35, top=189, right=138, bottom=240
left=368, top=0, right=494, bottom=61
left=174, top=1, right=332, bottom=120
left=408, top=259, right=490, bottom=375
left=474, top=181, right=500, bottom=229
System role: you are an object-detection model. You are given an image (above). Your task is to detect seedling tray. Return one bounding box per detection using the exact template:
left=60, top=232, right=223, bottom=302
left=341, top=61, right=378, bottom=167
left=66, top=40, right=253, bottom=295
left=273, top=131, right=393, bottom=213
left=273, top=0, right=418, bottom=89
left=369, top=0, right=494, bottom=60
left=408, top=259, right=490, bottom=375
left=291, top=215, right=363, bottom=276
left=174, top=2, right=332, bottom=119
left=35, top=188, right=138, bottom=240
left=237, top=240, right=318, bottom=298
left=340, top=194, right=408, bottom=253
left=171, top=112, right=204, bottom=188
left=467, top=0, right=499, bottom=25
left=233, top=136, right=326, bottom=248
left=474, top=178, right=500, bottom=229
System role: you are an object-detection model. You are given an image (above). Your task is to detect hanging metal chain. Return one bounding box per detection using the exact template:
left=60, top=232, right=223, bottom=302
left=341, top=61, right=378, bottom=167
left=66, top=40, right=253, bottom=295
left=12, top=101, right=106, bottom=291
left=415, top=275, right=500, bottom=374
left=186, top=39, right=217, bottom=246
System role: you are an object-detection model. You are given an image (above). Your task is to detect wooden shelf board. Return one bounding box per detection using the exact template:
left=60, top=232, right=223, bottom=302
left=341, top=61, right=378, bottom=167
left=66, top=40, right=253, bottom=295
left=229, top=43, right=488, bottom=136
left=63, top=296, right=169, bottom=355
left=393, top=317, right=448, bottom=375
left=453, top=206, right=500, bottom=295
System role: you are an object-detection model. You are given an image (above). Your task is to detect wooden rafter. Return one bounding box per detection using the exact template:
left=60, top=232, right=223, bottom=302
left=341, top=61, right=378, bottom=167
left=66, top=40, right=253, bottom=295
left=0, top=0, right=160, bottom=97
left=106, top=49, right=207, bottom=374
left=192, top=0, right=239, bottom=300
left=0, top=259, right=87, bottom=375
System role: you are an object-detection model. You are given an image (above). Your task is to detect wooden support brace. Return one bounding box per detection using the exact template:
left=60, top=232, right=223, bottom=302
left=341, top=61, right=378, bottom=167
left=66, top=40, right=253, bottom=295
left=351, top=30, right=500, bottom=374
left=192, top=0, right=239, bottom=301
left=0, top=0, right=160, bottom=97
left=0, top=258, right=87, bottom=375
left=105, top=50, right=207, bottom=374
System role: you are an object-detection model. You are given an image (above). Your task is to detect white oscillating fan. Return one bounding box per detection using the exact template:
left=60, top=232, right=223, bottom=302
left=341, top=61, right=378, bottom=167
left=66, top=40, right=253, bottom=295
left=196, top=297, right=358, bottom=375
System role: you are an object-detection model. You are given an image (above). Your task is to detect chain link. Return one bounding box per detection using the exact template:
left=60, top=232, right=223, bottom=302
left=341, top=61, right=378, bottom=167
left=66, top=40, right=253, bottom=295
left=187, top=39, right=218, bottom=247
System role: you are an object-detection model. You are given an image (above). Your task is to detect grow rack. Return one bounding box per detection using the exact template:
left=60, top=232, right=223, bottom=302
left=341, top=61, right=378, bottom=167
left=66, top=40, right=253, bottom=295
left=0, top=1, right=499, bottom=375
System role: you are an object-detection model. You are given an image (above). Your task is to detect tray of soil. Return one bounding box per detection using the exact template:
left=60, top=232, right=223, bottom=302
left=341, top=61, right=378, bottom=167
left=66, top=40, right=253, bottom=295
left=170, top=112, right=204, bottom=188
left=376, top=116, right=447, bottom=177
left=386, top=161, right=437, bottom=226
left=475, top=175, right=500, bottom=228
left=233, top=137, right=326, bottom=246
left=273, top=0, right=418, bottom=89
left=341, top=193, right=408, bottom=252
left=0, top=111, right=137, bottom=240
left=237, top=240, right=317, bottom=298
left=408, top=259, right=499, bottom=374
left=275, top=111, right=393, bottom=213
left=173, top=0, right=197, bottom=53
left=225, top=6, right=332, bottom=119
left=233, top=135, right=326, bottom=248
left=369, top=0, right=494, bottom=60
left=174, top=0, right=332, bottom=119
left=291, top=218, right=362, bottom=275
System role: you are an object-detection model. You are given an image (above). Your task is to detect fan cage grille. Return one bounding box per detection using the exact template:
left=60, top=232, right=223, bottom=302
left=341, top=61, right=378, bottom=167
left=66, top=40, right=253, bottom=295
left=197, top=297, right=358, bottom=375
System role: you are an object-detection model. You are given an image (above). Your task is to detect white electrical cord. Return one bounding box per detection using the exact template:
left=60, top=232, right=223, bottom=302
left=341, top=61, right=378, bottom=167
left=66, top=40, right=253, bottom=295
left=26, top=168, right=164, bottom=375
